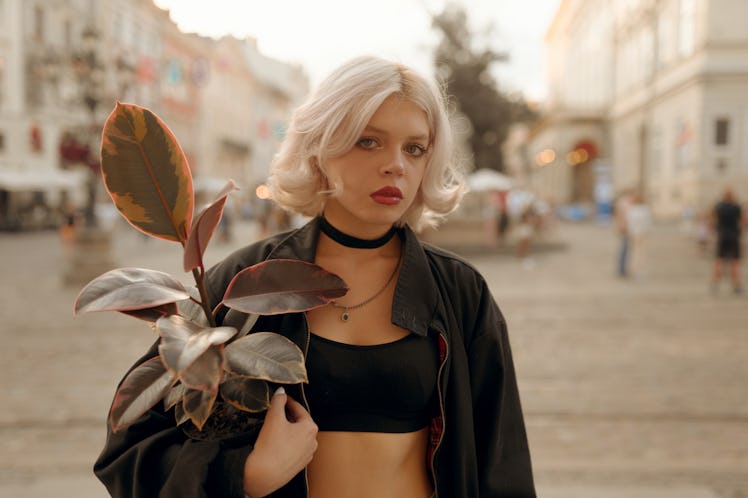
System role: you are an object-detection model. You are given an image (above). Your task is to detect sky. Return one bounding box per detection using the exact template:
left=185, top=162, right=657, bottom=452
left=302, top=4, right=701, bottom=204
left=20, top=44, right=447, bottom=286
left=153, top=0, right=562, bottom=101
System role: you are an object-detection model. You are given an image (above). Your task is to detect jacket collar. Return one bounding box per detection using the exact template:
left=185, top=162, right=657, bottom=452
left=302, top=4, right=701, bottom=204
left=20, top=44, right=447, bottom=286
left=266, top=217, right=439, bottom=337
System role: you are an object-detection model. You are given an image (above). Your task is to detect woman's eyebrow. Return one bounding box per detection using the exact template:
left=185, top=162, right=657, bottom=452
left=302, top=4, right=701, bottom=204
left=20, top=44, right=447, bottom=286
left=363, top=125, right=429, bottom=141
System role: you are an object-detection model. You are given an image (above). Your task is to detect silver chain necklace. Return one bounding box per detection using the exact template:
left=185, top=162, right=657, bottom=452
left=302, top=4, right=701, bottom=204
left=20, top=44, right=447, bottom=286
left=330, top=248, right=403, bottom=322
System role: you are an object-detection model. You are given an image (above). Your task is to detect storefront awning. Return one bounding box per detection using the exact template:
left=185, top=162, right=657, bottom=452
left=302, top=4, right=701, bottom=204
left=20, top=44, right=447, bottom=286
left=0, top=169, right=86, bottom=192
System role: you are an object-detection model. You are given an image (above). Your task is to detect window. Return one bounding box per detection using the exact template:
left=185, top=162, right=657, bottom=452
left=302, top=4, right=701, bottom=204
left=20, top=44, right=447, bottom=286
left=714, top=118, right=729, bottom=146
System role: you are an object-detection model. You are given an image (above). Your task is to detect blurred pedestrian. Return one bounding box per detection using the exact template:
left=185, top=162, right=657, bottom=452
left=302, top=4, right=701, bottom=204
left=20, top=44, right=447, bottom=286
left=516, top=205, right=537, bottom=269
left=495, top=191, right=510, bottom=245
left=614, top=188, right=634, bottom=277
left=625, top=192, right=652, bottom=278
left=710, top=188, right=744, bottom=294
left=58, top=203, right=77, bottom=260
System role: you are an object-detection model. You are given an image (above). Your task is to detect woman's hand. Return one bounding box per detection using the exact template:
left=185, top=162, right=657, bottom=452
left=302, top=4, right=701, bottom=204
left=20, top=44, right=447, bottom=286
left=243, top=387, right=318, bottom=497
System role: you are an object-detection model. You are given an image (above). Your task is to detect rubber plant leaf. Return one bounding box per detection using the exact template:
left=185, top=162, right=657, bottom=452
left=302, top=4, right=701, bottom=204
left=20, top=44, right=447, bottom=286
left=220, top=373, right=270, bottom=412
left=121, top=303, right=178, bottom=323
left=164, top=382, right=186, bottom=411
left=173, top=401, right=191, bottom=426
left=183, top=386, right=218, bottom=430
left=74, top=268, right=190, bottom=315
left=183, top=180, right=239, bottom=272
left=221, top=259, right=348, bottom=315
left=178, top=345, right=224, bottom=391
left=224, top=332, right=307, bottom=384
left=156, top=315, right=236, bottom=375
left=100, top=102, right=194, bottom=243
left=110, top=356, right=175, bottom=432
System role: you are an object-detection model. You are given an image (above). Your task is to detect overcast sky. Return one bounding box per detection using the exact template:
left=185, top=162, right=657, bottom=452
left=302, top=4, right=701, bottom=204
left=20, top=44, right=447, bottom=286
left=153, top=0, right=561, bottom=101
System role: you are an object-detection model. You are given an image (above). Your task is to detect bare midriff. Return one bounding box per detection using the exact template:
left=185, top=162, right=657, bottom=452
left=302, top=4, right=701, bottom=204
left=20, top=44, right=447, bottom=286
left=306, top=428, right=433, bottom=498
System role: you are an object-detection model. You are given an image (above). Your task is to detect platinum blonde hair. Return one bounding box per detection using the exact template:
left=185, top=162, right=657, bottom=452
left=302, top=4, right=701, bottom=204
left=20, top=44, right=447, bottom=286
left=268, top=55, right=466, bottom=231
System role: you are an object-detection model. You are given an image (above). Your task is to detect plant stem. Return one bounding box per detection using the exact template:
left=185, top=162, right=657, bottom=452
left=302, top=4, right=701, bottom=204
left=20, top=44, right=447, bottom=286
left=192, top=267, right=216, bottom=327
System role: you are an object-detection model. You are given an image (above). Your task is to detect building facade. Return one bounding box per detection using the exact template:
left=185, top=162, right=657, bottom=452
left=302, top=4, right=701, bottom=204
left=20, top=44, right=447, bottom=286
left=527, top=0, right=748, bottom=218
left=0, top=0, right=308, bottom=230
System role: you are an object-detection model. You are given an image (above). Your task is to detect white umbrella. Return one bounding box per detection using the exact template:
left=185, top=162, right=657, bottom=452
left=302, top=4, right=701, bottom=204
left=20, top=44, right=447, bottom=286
left=467, top=168, right=514, bottom=192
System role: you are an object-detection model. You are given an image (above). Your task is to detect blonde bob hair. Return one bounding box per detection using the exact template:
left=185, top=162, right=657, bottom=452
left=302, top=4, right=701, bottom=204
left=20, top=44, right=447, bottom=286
left=268, top=55, right=466, bottom=231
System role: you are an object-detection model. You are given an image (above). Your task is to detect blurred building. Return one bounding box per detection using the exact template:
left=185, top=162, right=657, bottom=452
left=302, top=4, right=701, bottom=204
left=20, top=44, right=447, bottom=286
left=0, top=0, right=308, bottom=230
left=526, top=0, right=748, bottom=219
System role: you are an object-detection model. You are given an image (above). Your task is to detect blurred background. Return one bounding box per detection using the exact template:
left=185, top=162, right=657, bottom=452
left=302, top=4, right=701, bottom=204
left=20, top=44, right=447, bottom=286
left=0, top=0, right=747, bottom=497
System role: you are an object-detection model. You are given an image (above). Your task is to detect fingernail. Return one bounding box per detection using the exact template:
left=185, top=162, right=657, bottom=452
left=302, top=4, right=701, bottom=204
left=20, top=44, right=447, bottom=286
left=274, top=386, right=286, bottom=396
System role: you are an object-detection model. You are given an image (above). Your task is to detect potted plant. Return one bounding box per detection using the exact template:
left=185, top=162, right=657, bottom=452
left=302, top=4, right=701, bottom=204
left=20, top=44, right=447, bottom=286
left=74, top=102, right=347, bottom=438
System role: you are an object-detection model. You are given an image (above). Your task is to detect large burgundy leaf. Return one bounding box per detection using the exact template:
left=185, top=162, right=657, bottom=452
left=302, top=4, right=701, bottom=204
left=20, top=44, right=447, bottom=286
left=110, top=356, right=175, bottom=432
left=74, top=268, right=190, bottom=315
left=100, top=102, right=194, bottom=242
left=183, top=180, right=239, bottom=272
left=182, top=387, right=218, bottom=431
left=221, top=259, right=348, bottom=315
left=156, top=315, right=236, bottom=374
left=220, top=374, right=270, bottom=412
left=224, top=332, right=307, bottom=384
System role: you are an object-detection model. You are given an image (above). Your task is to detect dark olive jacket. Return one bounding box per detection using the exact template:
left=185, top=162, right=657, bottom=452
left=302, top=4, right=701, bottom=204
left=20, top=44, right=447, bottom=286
left=94, top=217, right=536, bottom=498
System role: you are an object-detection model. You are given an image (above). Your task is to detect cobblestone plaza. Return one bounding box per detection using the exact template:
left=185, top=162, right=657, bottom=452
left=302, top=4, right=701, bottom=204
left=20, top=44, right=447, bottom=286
left=1, top=218, right=746, bottom=497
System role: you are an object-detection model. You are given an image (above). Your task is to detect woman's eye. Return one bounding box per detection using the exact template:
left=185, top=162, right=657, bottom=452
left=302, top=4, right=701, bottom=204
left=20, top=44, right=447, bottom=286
left=357, top=137, right=379, bottom=149
left=405, top=143, right=428, bottom=157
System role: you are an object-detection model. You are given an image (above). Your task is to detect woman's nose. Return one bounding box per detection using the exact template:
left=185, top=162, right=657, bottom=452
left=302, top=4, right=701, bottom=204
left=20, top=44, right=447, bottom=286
left=381, top=149, right=405, bottom=176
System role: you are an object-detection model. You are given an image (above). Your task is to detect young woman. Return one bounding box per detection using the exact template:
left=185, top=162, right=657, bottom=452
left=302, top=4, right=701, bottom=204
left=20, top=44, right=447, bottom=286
left=95, top=55, right=535, bottom=498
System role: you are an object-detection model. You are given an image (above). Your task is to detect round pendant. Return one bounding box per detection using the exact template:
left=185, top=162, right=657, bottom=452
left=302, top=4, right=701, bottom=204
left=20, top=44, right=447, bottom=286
left=340, top=311, right=350, bottom=322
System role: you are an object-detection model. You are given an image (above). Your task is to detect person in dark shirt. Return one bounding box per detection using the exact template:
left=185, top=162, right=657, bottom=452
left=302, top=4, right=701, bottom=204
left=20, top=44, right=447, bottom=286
left=711, top=188, right=744, bottom=294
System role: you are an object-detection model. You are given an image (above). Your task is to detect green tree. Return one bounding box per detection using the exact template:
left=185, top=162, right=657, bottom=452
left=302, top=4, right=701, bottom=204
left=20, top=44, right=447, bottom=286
left=432, top=4, right=537, bottom=173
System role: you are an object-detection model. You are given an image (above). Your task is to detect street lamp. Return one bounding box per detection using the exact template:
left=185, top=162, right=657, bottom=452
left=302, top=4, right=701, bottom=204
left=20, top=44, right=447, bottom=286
left=62, top=24, right=116, bottom=286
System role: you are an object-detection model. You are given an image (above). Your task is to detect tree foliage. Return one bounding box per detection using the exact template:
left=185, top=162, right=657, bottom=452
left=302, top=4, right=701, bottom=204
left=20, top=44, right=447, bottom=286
left=432, top=4, right=537, bottom=173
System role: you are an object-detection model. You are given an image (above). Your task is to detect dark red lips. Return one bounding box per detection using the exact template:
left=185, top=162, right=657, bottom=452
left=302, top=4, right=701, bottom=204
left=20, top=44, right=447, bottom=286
left=370, top=186, right=403, bottom=205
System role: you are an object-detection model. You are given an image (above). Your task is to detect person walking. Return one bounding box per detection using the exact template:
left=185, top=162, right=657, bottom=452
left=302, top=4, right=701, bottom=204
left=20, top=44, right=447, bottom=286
left=94, top=55, right=536, bottom=498
left=614, top=188, right=634, bottom=277
left=625, top=192, right=652, bottom=279
left=711, top=188, right=744, bottom=294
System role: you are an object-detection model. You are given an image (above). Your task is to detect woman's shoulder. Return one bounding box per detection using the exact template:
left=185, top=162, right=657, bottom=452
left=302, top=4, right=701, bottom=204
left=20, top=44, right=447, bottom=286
left=419, top=239, right=488, bottom=289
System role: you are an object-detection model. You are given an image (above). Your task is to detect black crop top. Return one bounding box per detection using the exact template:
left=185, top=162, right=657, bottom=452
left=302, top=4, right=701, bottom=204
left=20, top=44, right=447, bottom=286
left=305, top=332, right=439, bottom=433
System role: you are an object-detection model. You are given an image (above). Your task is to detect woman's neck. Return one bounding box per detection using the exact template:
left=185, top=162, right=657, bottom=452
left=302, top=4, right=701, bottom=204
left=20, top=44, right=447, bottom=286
left=319, top=215, right=396, bottom=249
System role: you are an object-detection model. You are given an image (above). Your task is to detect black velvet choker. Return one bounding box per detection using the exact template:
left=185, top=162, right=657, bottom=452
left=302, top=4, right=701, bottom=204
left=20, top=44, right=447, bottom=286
left=319, top=216, right=396, bottom=249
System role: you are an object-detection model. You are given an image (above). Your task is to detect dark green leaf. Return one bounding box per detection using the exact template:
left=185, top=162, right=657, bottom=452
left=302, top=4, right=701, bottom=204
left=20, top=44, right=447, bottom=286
left=110, top=357, right=175, bottom=432
left=224, top=332, right=307, bottom=383
left=100, top=102, right=194, bottom=242
left=74, top=267, right=189, bottom=315
left=222, top=259, right=348, bottom=315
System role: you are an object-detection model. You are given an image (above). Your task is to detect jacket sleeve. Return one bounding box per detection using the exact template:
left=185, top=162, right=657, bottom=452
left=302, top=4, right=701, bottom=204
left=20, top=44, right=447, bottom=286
left=467, top=279, right=536, bottom=497
left=93, top=342, right=253, bottom=498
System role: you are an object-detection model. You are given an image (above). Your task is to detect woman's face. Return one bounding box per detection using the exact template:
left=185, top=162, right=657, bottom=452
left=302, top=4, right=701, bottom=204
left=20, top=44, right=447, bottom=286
left=323, top=94, right=431, bottom=237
